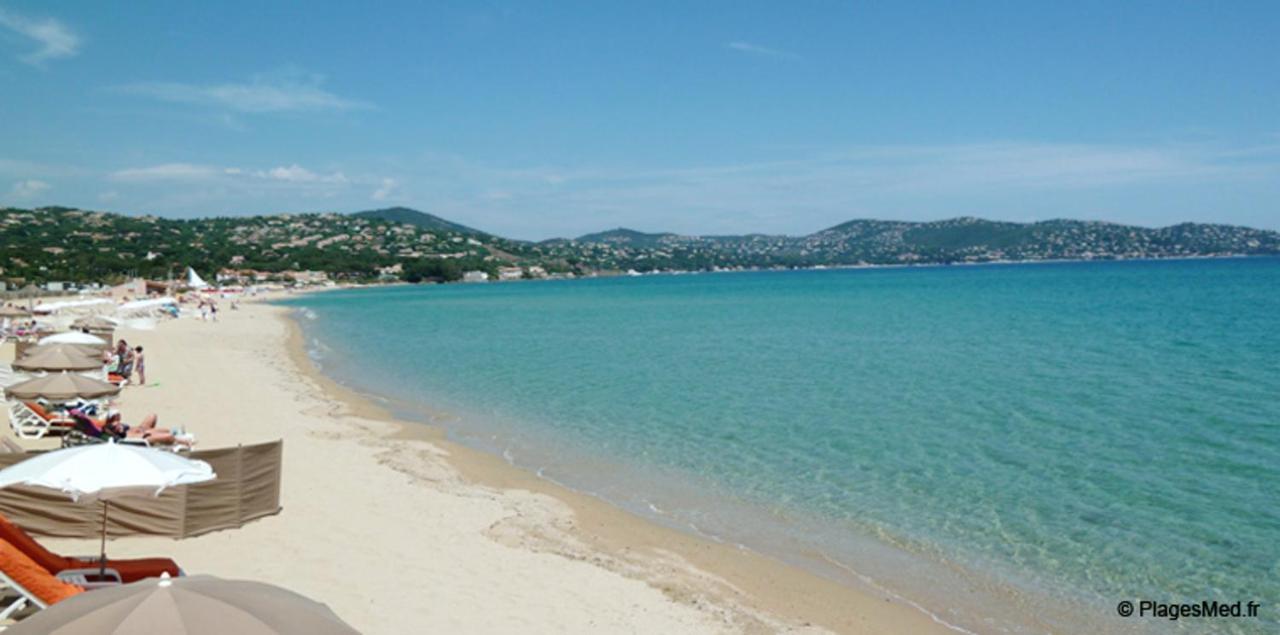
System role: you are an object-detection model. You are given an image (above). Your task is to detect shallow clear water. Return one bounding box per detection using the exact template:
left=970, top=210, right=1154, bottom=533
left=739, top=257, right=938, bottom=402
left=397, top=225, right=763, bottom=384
left=283, top=258, right=1280, bottom=634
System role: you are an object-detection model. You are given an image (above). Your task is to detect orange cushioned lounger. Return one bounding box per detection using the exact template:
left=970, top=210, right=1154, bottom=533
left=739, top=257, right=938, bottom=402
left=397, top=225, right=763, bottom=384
left=0, top=514, right=180, bottom=583
left=0, top=537, right=83, bottom=606
left=23, top=402, right=68, bottom=424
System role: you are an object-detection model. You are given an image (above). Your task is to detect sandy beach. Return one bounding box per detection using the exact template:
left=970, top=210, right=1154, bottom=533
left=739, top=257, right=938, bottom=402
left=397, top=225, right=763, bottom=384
left=14, top=297, right=952, bottom=634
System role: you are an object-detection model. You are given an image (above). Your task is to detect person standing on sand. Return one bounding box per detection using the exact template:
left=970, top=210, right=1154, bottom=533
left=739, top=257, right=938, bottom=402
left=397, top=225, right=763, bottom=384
left=134, top=346, right=146, bottom=385
left=120, top=345, right=136, bottom=382
left=113, top=340, right=129, bottom=374
left=209, top=300, right=218, bottom=322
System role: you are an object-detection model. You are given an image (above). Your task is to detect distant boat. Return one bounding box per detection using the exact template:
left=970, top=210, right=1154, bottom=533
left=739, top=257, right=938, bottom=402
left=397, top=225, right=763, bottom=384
left=626, top=269, right=642, bottom=277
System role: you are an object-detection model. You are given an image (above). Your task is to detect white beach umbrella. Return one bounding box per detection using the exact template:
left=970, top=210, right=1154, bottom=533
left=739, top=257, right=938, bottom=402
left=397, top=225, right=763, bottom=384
left=38, top=331, right=108, bottom=347
left=0, top=444, right=216, bottom=574
left=0, top=443, right=214, bottom=502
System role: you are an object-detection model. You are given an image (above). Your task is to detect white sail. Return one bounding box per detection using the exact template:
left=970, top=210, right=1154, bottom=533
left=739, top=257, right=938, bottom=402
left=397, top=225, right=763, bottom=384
left=186, top=267, right=210, bottom=289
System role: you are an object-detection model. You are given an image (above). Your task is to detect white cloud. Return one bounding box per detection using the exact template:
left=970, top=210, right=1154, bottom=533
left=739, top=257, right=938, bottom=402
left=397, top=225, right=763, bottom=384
left=111, top=163, right=220, bottom=182
left=114, top=162, right=352, bottom=185
left=97, top=190, right=118, bottom=202
left=726, top=41, right=799, bottom=60
left=115, top=70, right=371, bottom=113
left=8, top=179, right=49, bottom=198
left=371, top=178, right=398, bottom=201
left=256, top=164, right=347, bottom=184
left=109, top=161, right=362, bottom=204
left=0, top=8, right=80, bottom=65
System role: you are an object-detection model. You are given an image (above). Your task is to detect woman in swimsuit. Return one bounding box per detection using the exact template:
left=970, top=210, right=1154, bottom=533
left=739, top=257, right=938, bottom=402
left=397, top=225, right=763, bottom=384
left=103, top=411, right=192, bottom=448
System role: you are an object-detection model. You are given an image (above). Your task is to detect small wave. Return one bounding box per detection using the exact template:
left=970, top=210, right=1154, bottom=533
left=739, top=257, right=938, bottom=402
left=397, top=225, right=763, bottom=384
left=687, top=523, right=725, bottom=544
left=818, top=551, right=980, bottom=635
left=307, top=337, right=330, bottom=362
left=298, top=307, right=318, bottom=320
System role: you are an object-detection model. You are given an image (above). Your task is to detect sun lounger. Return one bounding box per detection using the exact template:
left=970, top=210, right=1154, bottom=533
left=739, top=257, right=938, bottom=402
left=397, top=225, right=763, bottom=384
left=5, top=402, right=75, bottom=440
left=0, top=537, right=85, bottom=623
left=0, top=515, right=180, bottom=584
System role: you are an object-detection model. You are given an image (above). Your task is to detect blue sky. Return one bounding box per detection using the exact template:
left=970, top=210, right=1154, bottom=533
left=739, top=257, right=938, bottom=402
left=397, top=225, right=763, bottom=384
left=0, top=1, right=1277, bottom=238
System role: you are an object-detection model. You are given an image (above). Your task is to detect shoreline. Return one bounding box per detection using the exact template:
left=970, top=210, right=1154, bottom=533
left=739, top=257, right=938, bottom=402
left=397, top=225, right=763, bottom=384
left=281, top=277, right=1181, bottom=635
left=274, top=297, right=960, bottom=633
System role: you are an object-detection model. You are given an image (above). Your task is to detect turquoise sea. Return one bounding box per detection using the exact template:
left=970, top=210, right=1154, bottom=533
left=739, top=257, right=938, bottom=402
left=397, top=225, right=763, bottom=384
left=283, top=258, right=1279, bottom=634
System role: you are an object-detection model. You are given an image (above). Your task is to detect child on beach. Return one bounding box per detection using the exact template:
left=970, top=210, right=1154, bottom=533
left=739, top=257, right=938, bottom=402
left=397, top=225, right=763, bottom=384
left=134, top=346, right=146, bottom=385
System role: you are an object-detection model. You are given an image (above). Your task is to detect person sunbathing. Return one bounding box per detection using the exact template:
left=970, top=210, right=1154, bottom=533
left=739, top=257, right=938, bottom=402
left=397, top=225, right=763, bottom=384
left=103, top=411, right=192, bottom=448
left=70, top=409, right=193, bottom=448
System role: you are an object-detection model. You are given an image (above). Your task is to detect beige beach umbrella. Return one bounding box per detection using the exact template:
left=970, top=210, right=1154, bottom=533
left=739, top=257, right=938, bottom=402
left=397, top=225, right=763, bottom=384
left=70, top=315, right=119, bottom=331
left=0, top=305, right=31, bottom=318
left=38, top=331, right=108, bottom=347
left=6, top=574, right=360, bottom=634
left=13, top=346, right=102, bottom=372
left=23, top=342, right=104, bottom=359
left=3, top=371, right=120, bottom=401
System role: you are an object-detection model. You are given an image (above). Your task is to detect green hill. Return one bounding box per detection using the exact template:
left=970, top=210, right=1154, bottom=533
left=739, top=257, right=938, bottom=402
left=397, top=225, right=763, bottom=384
left=352, top=207, right=489, bottom=236
left=574, top=228, right=680, bottom=248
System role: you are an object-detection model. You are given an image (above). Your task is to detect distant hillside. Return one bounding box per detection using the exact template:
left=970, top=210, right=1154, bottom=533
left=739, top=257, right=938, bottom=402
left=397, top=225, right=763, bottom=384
left=797, top=217, right=1280, bottom=264
left=2, top=206, right=1277, bottom=285
left=544, top=216, right=1280, bottom=270
left=352, top=207, right=488, bottom=236
left=574, top=228, right=680, bottom=249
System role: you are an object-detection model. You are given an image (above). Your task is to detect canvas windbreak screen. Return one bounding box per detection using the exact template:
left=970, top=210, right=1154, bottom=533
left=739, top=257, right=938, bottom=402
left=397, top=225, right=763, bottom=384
left=0, top=441, right=282, bottom=538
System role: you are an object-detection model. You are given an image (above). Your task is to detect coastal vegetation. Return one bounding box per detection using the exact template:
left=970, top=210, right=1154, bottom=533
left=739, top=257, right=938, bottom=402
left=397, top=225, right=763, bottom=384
left=3, top=205, right=1278, bottom=286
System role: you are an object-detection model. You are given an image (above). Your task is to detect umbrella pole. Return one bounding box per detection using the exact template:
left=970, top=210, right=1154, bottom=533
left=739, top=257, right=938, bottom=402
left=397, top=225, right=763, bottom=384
left=99, top=500, right=109, bottom=577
